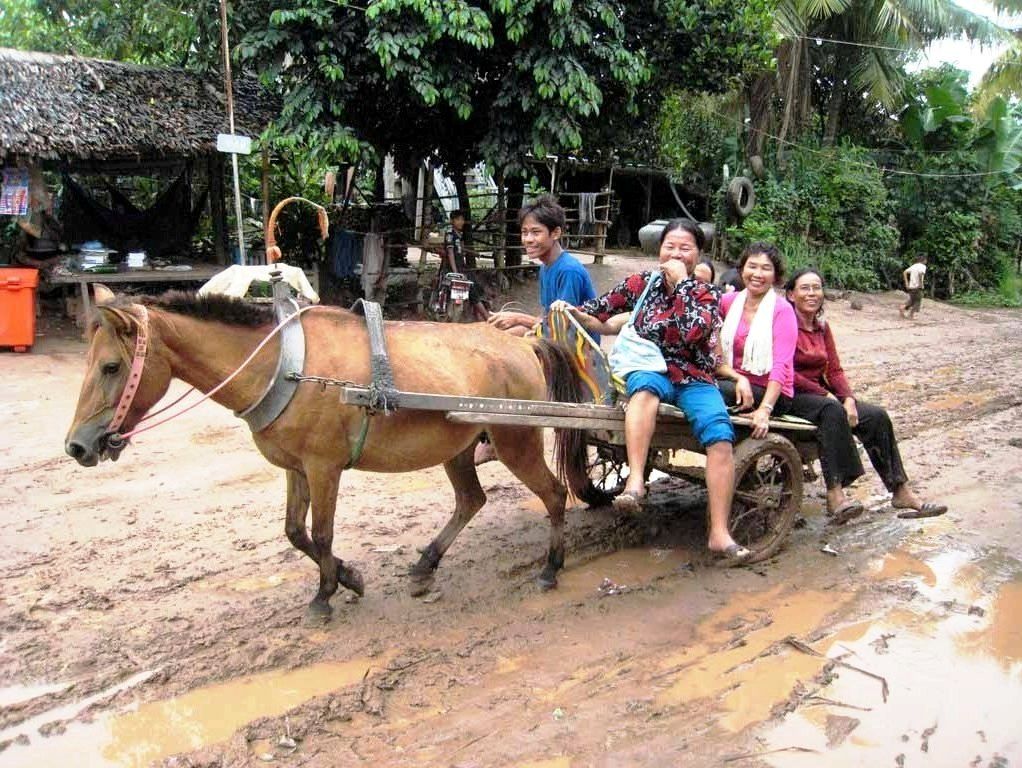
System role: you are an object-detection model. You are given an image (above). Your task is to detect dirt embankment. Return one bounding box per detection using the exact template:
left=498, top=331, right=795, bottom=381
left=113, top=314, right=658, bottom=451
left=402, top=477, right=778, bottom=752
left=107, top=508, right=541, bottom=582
left=1, top=259, right=1021, bottom=767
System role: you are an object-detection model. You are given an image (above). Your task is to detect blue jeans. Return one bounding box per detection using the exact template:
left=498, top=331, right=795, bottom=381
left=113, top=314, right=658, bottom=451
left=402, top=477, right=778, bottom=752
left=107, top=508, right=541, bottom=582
left=625, top=372, right=734, bottom=447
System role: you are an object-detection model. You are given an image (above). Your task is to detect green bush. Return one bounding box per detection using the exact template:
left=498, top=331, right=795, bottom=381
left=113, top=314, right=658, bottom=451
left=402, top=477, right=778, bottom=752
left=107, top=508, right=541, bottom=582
left=722, top=144, right=898, bottom=290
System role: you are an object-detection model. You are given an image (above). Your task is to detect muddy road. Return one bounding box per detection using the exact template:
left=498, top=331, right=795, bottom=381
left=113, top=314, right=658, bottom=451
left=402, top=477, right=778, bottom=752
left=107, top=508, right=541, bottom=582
left=2, top=256, right=1021, bottom=767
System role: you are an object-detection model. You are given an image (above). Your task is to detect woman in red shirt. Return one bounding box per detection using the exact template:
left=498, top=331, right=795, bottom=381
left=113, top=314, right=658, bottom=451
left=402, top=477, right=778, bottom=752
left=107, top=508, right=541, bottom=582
left=785, top=268, right=946, bottom=523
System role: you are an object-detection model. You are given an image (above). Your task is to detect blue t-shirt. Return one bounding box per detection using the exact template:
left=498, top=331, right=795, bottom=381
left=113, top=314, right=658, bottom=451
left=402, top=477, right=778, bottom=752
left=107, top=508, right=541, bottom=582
left=539, top=250, right=599, bottom=343
left=539, top=251, right=597, bottom=310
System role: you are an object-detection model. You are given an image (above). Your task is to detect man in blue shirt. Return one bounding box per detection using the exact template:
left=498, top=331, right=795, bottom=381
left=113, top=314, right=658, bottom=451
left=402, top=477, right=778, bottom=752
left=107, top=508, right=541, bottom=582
left=488, top=195, right=597, bottom=336
left=477, top=195, right=598, bottom=463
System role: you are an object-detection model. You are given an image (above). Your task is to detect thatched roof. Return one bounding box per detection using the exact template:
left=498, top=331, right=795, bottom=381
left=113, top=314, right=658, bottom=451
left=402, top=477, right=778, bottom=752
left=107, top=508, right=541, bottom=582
left=0, top=48, right=278, bottom=163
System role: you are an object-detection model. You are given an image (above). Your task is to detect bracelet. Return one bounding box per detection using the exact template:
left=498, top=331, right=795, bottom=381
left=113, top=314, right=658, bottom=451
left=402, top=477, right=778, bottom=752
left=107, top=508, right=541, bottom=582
left=761, top=402, right=774, bottom=413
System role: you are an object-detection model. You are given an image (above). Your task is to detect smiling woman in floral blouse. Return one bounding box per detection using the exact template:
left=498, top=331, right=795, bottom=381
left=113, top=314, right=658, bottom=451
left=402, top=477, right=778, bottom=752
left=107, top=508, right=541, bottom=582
left=553, top=219, right=750, bottom=564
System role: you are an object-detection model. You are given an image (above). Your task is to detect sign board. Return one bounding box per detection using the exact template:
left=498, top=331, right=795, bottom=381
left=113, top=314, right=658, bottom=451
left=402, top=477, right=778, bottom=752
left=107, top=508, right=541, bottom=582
left=216, top=133, right=252, bottom=155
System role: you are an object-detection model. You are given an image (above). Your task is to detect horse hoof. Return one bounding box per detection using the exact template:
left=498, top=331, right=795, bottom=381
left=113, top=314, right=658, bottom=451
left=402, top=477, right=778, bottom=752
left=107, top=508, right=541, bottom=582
left=536, top=572, right=558, bottom=591
left=408, top=573, right=434, bottom=597
left=338, top=564, right=365, bottom=597
left=304, top=601, right=332, bottom=625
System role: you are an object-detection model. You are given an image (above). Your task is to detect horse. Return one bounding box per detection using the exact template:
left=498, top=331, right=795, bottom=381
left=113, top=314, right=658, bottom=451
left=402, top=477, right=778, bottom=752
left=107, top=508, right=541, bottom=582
left=65, top=286, right=591, bottom=621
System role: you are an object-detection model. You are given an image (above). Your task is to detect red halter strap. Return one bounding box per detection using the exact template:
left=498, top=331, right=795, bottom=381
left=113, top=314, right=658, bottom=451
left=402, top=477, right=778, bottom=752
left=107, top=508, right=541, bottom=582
left=107, top=306, right=149, bottom=436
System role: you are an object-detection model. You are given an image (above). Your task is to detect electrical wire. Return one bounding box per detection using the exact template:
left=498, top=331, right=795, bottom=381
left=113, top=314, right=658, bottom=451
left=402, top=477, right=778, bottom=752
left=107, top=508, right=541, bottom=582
left=739, top=119, right=1009, bottom=179
left=792, top=34, right=917, bottom=53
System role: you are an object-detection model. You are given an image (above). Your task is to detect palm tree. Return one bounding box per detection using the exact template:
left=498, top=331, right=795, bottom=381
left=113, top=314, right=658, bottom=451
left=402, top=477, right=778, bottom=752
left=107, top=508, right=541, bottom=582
left=753, top=0, right=1015, bottom=162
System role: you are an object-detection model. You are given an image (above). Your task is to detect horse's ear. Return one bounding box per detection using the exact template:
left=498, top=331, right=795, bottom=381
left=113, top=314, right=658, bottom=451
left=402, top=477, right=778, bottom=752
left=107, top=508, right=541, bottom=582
left=95, top=305, right=134, bottom=336
left=94, top=284, right=115, bottom=306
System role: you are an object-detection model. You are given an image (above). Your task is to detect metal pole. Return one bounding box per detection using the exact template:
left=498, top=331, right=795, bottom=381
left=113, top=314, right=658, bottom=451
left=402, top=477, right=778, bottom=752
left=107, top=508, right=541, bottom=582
left=219, top=0, right=247, bottom=264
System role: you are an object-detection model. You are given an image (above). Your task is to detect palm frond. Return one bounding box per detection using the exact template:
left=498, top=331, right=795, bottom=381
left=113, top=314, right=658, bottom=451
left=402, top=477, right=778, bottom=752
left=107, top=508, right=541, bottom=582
left=876, top=0, right=1013, bottom=45
left=801, top=0, right=853, bottom=22
left=988, top=0, right=1022, bottom=14
left=975, top=44, right=1022, bottom=113
left=850, top=47, right=906, bottom=108
left=775, top=0, right=810, bottom=38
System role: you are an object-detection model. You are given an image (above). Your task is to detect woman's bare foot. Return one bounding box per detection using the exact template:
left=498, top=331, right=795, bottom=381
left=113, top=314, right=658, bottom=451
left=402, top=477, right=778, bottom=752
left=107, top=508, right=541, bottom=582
left=825, top=487, right=851, bottom=515
left=891, top=484, right=947, bottom=518
left=891, top=484, right=923, bottom=510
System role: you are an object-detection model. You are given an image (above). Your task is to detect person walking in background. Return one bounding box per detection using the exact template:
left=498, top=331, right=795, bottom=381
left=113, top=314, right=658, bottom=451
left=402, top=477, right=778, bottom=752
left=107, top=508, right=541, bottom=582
left=900, top=255, right=928, bottom=319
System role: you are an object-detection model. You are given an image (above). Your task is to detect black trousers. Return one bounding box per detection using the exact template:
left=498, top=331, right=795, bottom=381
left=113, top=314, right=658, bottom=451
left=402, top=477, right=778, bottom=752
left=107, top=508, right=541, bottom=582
left=787, top=394, right=908, bottom=491
left=717, top=379, right=792, bottom=417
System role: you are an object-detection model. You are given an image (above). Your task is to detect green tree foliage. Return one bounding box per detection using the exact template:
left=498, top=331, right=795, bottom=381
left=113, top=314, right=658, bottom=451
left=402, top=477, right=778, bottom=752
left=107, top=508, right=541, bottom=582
left=233, top=0, right=774, bottom=175
left=656, top=91, right=742, bottom=196
left=724, top=144, right=900, bottom=290
left=1, top=0, right=205, bottom=66
left=893, top=67, right=1022, bottom=298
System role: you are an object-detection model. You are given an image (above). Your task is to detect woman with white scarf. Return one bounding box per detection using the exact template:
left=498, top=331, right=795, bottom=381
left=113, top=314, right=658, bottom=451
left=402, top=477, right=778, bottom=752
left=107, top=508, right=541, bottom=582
left=716, top=243, right=798, bottom=439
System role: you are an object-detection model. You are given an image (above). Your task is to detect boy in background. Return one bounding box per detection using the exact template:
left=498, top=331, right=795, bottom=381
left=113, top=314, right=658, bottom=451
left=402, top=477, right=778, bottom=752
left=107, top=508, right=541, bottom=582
left=442, top=209, right=489, bottom=321
left=900, top=255, right=927, bottom=319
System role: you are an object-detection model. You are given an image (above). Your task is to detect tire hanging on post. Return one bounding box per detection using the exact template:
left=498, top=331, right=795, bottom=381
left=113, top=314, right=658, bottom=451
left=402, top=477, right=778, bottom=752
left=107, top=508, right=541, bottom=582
left=727, top=176, right=756, bottom=220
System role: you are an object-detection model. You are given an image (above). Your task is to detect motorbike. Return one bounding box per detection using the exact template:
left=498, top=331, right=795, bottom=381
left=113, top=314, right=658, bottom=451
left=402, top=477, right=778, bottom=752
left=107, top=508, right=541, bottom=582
left=428, top=271, right=478, bottom=322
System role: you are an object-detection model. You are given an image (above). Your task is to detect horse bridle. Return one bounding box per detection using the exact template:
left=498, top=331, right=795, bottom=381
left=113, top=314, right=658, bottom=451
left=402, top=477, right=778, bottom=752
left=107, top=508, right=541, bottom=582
left=105, top=305, right=149, bottom=448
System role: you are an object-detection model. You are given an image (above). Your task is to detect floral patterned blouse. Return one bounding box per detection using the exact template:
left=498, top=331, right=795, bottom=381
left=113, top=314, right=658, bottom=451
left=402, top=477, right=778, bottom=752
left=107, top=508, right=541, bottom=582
left=580, top=271, right=722, bottom=385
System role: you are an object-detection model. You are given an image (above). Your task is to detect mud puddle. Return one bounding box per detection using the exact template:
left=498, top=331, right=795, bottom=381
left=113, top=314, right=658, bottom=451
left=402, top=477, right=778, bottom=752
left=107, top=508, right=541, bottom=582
left=522, top=546, right=694, bottom=609
left=654, top=586, right=857, bottom=732
left=757, top=549, right=1022, bottom=766
left=0, top=655, right=386, bottom=768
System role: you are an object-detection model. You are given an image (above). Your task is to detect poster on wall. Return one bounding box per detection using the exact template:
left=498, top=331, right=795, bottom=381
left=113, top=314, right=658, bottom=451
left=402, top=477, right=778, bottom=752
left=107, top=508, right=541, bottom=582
left=1, top=168, right=30, bottom=216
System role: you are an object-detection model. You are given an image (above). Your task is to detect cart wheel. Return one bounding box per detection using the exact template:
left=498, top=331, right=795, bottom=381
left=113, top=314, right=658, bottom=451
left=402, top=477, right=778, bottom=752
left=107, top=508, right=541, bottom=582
left=727, top=434, right=802, bottom=563
left=575, top=445, right=628, bottom=507
left=576, top=444, right=653, bottom=508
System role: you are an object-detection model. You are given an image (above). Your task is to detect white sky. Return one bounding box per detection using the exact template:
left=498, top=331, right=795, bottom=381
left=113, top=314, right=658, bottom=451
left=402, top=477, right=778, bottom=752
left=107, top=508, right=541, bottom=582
left=917, top=0, right=1020, bottom=86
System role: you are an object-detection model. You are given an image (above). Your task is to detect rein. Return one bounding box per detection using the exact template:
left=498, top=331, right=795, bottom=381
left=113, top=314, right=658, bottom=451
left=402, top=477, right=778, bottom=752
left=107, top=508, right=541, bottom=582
left=107, top=303, right=326, bottom=447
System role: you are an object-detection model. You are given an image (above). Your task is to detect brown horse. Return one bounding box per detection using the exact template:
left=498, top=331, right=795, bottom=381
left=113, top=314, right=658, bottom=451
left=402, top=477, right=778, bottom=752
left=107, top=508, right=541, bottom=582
left=65, top=287, right=590, bottom=620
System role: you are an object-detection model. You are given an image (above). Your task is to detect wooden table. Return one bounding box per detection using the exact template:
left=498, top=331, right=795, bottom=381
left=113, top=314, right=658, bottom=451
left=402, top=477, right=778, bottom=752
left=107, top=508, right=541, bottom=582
left=49, top=265, right=225, bottom=329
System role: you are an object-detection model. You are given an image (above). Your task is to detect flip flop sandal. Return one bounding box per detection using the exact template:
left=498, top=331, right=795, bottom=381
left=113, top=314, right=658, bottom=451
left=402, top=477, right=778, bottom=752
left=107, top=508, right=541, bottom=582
left=711, top=543, right=752, bottom=566
left=897, top=502, right=948, bottom=520
left=827, top=500, right=864, bottom=525
left=612, top=491, right=645, bottom=514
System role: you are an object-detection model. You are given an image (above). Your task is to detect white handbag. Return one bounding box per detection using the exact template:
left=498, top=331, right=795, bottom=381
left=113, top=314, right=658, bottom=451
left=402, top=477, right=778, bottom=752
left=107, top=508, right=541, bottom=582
left=608, top=274, right=667, bottom=377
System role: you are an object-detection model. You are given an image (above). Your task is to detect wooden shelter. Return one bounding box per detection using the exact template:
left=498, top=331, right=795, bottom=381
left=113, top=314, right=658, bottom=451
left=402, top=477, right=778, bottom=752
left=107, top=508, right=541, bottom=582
left=0, top=47, right=276, bottom=265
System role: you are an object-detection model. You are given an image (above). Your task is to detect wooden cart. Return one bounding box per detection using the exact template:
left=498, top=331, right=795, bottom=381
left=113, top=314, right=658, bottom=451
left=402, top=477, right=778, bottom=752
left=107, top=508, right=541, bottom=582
left=339, top=385, right=818, bottom=563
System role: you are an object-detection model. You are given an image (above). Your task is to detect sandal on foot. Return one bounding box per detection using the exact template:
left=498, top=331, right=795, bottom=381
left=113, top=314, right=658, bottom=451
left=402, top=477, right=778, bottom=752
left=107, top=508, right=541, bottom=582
left=896, top=502, right=947, bottom=519
left=612, top=491, right=645, bottom=514
left=710, top=543, right=751, bottom=566
left=827, top=499, right=864, bottom=525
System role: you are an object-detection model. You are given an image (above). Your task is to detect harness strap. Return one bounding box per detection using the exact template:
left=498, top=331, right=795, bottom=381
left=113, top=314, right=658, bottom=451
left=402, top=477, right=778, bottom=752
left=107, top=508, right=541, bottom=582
left=108, top=305, right=149, bottom=435
left=350, top=298, right=398, bottom=409
left=344, top=410, right=372, bottom=470
left=236, top=273, right=306, bottom=432
left=341, top=298, right=398, bottom=469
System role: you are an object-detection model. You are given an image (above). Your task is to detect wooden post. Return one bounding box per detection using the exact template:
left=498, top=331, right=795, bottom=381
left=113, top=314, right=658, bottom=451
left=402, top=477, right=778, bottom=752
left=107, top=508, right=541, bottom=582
left=261, top=145, right=270, bottom=240
left=594, top=191, right=608, bottom=265
left=494, top=172, right=506, bottom=270
left=209, top=152, right=228, bottom=265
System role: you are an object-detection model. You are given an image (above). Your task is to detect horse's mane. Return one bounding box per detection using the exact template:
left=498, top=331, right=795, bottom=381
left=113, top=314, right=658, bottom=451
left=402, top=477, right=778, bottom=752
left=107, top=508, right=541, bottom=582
left=136, top=291, right=276, bottom=327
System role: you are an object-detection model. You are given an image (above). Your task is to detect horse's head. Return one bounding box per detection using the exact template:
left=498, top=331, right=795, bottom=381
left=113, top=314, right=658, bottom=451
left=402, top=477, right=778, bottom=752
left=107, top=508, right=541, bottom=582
left=65, top=285, right=173, bottom=466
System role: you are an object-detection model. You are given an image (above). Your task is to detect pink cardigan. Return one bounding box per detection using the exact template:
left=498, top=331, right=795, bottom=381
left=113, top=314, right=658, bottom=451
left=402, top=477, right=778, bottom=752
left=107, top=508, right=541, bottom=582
left=720, top=290, right=798, bottom=398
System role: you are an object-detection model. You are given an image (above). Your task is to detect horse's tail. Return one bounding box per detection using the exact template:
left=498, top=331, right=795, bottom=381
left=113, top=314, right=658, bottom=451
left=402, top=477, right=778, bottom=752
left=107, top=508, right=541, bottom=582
left=530, top=338, right=590, bottom=499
